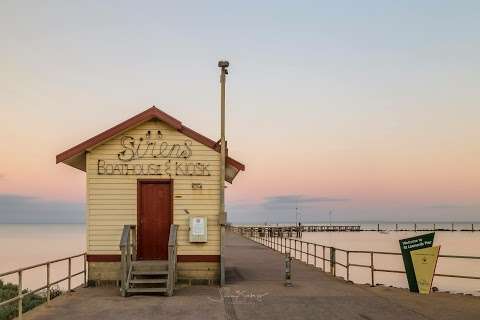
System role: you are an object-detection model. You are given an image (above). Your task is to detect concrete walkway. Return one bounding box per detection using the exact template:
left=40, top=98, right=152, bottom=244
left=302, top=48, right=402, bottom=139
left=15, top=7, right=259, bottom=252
left=23, top=232, right=480, bottom=320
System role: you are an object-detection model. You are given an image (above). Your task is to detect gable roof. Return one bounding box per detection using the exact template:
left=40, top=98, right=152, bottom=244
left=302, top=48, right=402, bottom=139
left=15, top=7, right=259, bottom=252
left=56, top=106, right=245, bottom=182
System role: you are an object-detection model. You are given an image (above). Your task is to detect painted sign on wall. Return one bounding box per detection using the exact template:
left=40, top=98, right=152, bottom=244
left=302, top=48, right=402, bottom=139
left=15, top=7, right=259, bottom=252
left=97, top=131, right=212, bottom=176
left=399, top=233, right=435, bottom=293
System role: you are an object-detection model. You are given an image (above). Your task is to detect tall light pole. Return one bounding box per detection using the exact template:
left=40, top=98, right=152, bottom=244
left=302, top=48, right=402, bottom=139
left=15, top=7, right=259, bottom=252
left=218, top=60, right=229, bottom=286
left=295, top=197, right=300, bottom=226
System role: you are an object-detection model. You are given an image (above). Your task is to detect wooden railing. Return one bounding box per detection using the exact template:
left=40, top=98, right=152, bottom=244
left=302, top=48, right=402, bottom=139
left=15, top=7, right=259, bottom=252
left=0, top=253, right=86, bottom=320
left=119, top=224, right=136, bottom=297
left=234, top=228, right=480, bottom=287
left=167, top=224, right=178, bottom=297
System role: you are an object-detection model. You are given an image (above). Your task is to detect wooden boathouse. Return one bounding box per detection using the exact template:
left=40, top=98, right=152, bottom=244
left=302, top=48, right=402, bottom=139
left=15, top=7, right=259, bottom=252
left=56, top=106, right=245, bottom=294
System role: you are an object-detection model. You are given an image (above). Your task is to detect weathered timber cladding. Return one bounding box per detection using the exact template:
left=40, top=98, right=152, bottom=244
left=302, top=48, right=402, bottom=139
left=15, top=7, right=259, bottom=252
left=86, top=119, right=221, bottom=257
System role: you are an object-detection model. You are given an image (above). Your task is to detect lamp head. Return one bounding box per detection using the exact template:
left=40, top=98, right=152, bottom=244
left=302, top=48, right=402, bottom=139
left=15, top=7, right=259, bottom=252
left=218, top=60, right=229, bottom=68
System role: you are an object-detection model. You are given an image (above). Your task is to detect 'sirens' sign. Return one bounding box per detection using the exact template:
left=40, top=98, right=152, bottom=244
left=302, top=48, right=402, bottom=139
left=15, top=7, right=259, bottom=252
left=117, top=130, right=192, bottom=161
left=97, top=131, right=211, bottom=176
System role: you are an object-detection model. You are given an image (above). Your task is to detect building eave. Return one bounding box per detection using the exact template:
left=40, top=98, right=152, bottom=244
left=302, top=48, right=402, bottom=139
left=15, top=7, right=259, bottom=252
left=56, top=106, right=245, bottom=178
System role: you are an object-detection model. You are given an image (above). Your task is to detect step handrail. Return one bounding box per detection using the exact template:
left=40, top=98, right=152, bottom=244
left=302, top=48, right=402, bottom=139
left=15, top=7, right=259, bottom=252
left=119, top=224, right=136, bottom=296
left=167, top=224, right=178, bottom=296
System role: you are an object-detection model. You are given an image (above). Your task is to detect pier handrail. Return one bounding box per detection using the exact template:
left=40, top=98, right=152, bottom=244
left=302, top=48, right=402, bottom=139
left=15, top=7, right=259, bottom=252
left=167, top=224, right=178, bottom=297
left=119, top=224, right=136, bottom=297
left=232, top=226, right=480, bottom=290
left=0, top=252, right=87, bottom=320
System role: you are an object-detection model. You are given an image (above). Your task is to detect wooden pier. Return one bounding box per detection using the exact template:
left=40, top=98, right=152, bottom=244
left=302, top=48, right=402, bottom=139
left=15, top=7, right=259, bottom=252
left=18, top=231, right=480, bottom=320
left=231, top=223, right=480, bottom=235
left=231, top=225, right=361, bottom=238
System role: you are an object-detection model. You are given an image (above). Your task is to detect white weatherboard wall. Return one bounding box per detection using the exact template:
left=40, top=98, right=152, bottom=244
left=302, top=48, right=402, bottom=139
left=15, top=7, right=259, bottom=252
left=86, top=119, right=220, bottom=257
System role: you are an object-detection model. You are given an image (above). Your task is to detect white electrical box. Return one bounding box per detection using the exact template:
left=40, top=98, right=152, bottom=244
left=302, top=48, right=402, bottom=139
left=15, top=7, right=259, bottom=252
left=189, top=216, right=208, bottom=242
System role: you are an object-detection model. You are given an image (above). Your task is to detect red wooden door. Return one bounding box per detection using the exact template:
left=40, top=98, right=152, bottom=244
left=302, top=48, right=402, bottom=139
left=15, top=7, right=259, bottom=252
left=137, top=181, right=172, bottom=260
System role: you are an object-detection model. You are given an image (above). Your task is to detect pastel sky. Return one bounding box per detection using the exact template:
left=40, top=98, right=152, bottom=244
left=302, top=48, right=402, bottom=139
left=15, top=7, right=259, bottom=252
left=1, top=1, right=479, bottom=223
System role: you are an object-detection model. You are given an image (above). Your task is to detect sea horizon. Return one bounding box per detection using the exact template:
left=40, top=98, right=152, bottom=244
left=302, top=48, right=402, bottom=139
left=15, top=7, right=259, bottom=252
left=2, top=220, right=480, bottom=225
left=230, top=220, right=480, bottom=224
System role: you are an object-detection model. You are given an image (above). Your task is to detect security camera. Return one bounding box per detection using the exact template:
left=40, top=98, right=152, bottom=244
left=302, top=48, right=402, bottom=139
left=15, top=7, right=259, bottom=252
left=218, top=61, right=229, bottom=68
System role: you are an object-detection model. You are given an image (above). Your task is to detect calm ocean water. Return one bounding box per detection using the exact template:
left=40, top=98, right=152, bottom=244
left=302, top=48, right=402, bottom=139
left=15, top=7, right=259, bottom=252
left=299, top=231, right=480, bottom=295
left=239, top=222, right=480, bottom=295
left=1, top=223, right=479, bottom=295
left=0, top=224, right=85, bottom=291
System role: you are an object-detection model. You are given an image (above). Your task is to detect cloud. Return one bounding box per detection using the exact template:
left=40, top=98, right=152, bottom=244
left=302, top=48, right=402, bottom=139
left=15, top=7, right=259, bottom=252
left=262, top=195, right=350, bottom=208
left=227, top=197, right=480, bottom=224
left=425, top=203, right=477, bottom=209
left=0, top=194, right=85, bottom=224
left=225, top=194, right=351, bottom=224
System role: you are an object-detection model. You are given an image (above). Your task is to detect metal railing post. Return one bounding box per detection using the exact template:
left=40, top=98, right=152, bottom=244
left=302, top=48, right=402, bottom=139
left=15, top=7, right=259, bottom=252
left=300, top=240, right=305, bottom=261
left=370, top=252, right=374, bottom=286
left=68, top=258, right=72, bottom=292
left=314, top=244, right=317, bottom=267
left=83, top=253, right=87, bottom=287
left=322, top=246, right=325, bottom=271
left=330, top=248, right=336, bottom=276
left=307, top=243, right=309, bottom=265
left=46, top=262, right=51, bottom=302
left=346, top=251, right=350, bottom=281
left=18, top=270, right=23, bottom=320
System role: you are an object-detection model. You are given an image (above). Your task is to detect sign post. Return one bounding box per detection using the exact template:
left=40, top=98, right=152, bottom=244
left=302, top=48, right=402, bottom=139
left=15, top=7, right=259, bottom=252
left=399, top=233, right=435, bottom=292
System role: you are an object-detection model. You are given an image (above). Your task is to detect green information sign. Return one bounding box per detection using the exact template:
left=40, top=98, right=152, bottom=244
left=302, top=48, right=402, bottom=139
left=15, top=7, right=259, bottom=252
left=399, top=233, right=435, bottom=292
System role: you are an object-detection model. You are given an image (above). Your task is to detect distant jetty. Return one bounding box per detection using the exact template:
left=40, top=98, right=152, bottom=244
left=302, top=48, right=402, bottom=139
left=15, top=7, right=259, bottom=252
left=231, top=222, right=478, bottom=238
